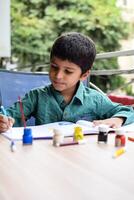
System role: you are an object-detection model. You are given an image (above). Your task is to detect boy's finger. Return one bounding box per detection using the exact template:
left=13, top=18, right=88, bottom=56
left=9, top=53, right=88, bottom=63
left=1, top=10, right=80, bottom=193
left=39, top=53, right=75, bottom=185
left=0, top=121, right=9, bottom=133
left=0, top=114, right=9, bottom=123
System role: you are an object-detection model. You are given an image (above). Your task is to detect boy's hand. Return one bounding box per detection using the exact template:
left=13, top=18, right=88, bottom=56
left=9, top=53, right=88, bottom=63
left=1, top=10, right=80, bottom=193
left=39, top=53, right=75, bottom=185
left=93, top=117, right=124, bottom=128
left=0, top=115, right=15, bottom=133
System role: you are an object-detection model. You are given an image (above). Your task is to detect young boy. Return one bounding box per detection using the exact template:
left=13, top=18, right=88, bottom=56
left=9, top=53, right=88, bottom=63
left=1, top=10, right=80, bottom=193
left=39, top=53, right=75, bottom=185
left=0, top=32, right=134, bottom=133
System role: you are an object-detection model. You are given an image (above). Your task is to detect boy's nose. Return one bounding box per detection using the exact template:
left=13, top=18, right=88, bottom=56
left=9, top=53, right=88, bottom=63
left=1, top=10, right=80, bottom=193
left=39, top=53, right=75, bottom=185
left=55, top=70, right=63, bottom=79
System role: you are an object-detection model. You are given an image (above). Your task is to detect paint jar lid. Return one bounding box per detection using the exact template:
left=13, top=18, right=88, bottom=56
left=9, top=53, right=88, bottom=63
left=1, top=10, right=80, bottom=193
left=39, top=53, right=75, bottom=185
left=53, top=128, right=63, bottom=136
left=115, top=129, right=125, bottom=135
left=98, top=124, right=109, bottom=132
left=24, top=128, right=32, bottom=136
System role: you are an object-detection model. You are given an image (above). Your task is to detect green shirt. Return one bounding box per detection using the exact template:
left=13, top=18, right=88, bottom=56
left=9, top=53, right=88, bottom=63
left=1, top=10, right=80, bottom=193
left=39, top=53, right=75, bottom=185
left=6, top=81, right=134, bottom=127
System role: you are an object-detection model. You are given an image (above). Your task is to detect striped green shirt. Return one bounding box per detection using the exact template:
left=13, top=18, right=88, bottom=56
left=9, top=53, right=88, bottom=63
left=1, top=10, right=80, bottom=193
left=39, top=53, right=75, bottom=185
left=6, top=81, right=134, bottom=127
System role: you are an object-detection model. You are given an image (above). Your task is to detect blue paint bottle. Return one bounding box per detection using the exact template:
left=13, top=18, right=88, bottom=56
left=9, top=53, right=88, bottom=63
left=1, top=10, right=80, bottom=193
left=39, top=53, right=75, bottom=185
left=23, top=128, right=33, bottom=145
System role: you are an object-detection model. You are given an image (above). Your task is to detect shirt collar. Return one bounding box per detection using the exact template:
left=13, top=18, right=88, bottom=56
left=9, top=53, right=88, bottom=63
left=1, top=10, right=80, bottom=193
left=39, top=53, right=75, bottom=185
left=73, top=81, right=85, bottom=105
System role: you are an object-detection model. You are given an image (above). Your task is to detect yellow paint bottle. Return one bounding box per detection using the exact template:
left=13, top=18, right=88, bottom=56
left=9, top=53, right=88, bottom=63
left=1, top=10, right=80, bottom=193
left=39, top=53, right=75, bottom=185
left=73, top=126, right=84, bottom=142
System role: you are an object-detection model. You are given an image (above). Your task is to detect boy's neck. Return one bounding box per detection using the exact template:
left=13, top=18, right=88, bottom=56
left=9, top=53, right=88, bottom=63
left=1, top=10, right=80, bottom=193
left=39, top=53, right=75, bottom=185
left=61, top=82, right=79, bottom=104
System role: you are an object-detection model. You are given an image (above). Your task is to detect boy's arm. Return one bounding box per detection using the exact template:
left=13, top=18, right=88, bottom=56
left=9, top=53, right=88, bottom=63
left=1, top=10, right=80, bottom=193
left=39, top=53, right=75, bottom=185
left=0, top=114, right=15, bottom=133
left=95, top=93, right=134, bottom=127
left=6, top=89, right=38, bottom=127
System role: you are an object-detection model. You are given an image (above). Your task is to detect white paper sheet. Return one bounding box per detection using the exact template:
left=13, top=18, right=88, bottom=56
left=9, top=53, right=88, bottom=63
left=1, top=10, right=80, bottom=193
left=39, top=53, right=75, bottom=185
left=3, top=120, right=133, bottom=141
left=2, top=121, right=99, bottom=141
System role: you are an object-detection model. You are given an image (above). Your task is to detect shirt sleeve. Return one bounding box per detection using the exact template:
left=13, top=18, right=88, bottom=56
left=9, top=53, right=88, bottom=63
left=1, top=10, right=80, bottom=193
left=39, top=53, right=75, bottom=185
left=6, top=89, right=37, bottom=127
left=98, top=93, right=134, bottom=125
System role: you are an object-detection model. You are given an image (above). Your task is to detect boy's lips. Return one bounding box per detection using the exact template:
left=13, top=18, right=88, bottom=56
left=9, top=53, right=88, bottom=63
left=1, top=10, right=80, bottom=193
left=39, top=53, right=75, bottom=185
left=53, top=80, right=65, bottom=85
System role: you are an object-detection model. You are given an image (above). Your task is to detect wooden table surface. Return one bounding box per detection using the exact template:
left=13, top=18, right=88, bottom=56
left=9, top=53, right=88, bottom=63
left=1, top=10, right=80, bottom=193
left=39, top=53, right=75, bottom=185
left=0, top=131, right=134, bottom=200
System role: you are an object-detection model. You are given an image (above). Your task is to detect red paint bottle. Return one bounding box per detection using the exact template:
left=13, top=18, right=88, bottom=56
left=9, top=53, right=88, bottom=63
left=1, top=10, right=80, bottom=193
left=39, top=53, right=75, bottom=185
left=115, top=129, right=126, bottom=147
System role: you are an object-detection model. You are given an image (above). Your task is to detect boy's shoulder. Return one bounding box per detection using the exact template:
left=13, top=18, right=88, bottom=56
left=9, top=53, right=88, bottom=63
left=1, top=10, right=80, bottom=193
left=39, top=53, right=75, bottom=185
left=28, top=84, right=52, bottom=95
left=83, top=85, right=111, bottom=102
left=77, top=82, right=107, bottom=100
left=84, top=85, right=104, bottom=96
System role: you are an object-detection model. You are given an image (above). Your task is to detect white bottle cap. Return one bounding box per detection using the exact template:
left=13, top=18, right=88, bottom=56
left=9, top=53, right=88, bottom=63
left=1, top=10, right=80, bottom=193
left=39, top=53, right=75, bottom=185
left=98, top=124, right=109, bottom=132
left=53, top=128, right=63, bottom=135
left=115, top=129, right=125, bottom=135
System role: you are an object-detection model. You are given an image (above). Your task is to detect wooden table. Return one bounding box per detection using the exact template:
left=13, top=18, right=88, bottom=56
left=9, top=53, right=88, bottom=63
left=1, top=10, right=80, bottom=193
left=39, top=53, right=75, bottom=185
left=0, top=130, right=134, bottom=200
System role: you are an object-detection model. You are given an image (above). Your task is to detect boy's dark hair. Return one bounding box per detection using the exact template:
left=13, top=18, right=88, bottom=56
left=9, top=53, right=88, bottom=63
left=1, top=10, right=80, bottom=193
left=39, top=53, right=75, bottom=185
left=50, top=32, right=96, bottom=74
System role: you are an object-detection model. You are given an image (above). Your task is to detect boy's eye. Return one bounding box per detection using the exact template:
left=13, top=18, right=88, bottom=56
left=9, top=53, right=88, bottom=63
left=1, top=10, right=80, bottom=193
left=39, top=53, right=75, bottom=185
left=50, top=63, right=74, bottom=74
left=65, top=70, right=73, bottom=74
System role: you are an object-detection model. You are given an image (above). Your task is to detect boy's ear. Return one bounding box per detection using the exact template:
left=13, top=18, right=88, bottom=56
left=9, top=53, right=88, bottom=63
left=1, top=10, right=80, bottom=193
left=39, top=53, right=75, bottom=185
left=80, top=70, right=90, bottom=81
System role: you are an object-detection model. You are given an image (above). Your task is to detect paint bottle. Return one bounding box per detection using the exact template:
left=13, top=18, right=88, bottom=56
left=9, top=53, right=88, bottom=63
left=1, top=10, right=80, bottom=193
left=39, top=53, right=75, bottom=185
left=73, top=126, right=84, bottom=142
left=115, top=129, right=126, bottom=147
left=53, top=128, right=64, bottom=147
left=23, top=128, right=33, bottom=145
left=98, top=124, right=109, bottom=143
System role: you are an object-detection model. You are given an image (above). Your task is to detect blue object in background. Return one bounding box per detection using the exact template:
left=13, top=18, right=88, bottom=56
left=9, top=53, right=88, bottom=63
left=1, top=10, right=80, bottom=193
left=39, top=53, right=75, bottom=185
left=0, top=70, right=51, bottom=126
left=0, top=89, right=7, bottom=115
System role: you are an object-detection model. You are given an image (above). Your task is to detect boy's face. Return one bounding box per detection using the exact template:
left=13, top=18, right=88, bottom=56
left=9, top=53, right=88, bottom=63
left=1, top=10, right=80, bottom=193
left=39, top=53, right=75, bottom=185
left=49, top=57, right=90, bottom=95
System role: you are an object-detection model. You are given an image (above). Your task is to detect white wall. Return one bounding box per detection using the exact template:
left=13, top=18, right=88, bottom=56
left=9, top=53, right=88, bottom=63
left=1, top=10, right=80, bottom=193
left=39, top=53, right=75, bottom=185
left=0, top=0, right=10, bottom=57
left=117, top=0, right=134, bottom=8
